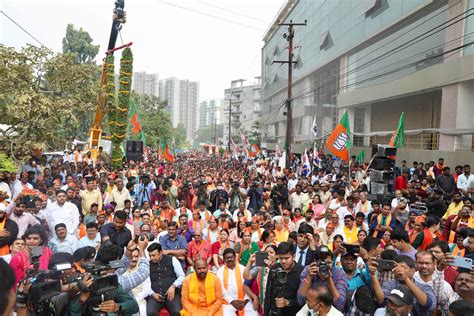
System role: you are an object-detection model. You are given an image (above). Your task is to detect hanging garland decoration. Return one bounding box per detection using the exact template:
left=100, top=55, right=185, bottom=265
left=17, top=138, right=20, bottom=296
left=105, top=55, right=116, bottom=139
left=111, top=47, right=133, bottom=168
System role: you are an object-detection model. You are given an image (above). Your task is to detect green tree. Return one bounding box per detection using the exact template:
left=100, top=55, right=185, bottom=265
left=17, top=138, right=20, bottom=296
left=142, top=109, right=173, bottom=146
left=139, top=94, right=166, bottom=112
left=173, top=123, right=188, bottom=147
left=62, top=24, right=100, bottom=64
left=0, top=44, right=100, bottom=161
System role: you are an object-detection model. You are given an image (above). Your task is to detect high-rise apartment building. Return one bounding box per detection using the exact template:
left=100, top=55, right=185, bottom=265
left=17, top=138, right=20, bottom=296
left=222, top=79, right=261, bottom=146
left=159, top=77, right=200, bottom=140
left=198, top=99, right=224, bottom=129
left=132, top=72, right=159, bottom=97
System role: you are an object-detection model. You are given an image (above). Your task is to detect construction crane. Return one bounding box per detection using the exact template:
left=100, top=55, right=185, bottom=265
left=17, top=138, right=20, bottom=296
left=87, top=0, right=131, bottom=159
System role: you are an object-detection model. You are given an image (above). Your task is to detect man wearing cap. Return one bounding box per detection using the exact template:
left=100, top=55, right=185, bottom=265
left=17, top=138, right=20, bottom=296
left=374, top=285, right=414, bottom=316
left=80, top=177, right=102, bottom=216
left=298, top=246, right=349, bottom=312
left=369, top=255, right=436, bottom=315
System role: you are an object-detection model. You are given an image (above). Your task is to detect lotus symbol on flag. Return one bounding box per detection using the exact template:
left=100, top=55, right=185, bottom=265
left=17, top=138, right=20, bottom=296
left=333, top=132, right=348, bottom=151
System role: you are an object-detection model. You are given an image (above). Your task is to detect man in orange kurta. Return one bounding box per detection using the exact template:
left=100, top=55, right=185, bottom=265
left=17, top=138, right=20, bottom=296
left=181, top=259, right=223, bottom=316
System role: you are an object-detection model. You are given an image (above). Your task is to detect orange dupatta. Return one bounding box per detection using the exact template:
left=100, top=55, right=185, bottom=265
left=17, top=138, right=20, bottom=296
left=0, top=219, right=9, bottom=256
left=223, top=264, right=245, bottom=316
left=452, top=245, right=465, bottom=257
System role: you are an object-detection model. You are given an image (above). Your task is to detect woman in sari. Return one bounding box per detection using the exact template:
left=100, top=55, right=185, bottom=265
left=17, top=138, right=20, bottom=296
left=229, top=220, right=247, bottom=243
left=413, top=216, right=443, bottom=250
left=235, top=228, right=259, bottom=266
left=258, top=229, right=276, bottom=249
left=10, top=226, right=53, bottom=286
left=243, top=244, right=278, bottom=315
left=306, top=195, right=326, bottom=223
left=409, top=216, right=425, bottom=244
left=211, top=228, right=233, bottom=271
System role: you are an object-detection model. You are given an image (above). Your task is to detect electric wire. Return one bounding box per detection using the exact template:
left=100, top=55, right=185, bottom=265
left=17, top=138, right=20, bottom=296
left=0, top=10, right=50, bottom=50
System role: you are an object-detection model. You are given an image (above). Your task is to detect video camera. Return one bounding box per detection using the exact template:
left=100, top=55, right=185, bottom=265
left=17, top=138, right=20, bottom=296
left=81, top=260, right=125, bottom=316
left=16, top=247, right=72, bottom=315
left=269, top=267, right=288, bottom=316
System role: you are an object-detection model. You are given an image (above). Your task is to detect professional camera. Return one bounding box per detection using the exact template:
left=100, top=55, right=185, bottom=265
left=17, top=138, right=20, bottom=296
left=269, top=267, right=288, bottom=316
left=135, top=233, right=155, bottom=242
left=318, top=261, right=330, bottom=277
left=16, top=248, right=71, bottom=316
left=82, top=260, right=125, bottom=316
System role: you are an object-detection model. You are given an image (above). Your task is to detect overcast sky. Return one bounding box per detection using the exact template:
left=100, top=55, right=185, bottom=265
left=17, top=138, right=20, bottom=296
left=1, top=0, right=285, bottom=100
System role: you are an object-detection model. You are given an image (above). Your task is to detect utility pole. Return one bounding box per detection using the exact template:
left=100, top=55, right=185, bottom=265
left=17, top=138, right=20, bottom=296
left=227, top=79, right=245, bottom=152
left=273, top=20, right=306, bottom=168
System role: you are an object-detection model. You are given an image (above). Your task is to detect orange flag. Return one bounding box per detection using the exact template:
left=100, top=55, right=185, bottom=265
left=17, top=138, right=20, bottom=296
left=325, top=111, right=352, bottom=162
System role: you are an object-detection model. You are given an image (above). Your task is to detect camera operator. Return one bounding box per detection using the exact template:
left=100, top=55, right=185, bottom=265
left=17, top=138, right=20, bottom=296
left=264, top=241, right=304, bottom=316
left=143, top=243, right=184, bottom=316
left=68, top=243, right=139, bottom=315
left=270, top=178, right=289, bottom=210
left=210, top=181, right=229, bottom=212
left=297, top=246, right=348, bottom=312
left=228, top=182, right=247, bottom=213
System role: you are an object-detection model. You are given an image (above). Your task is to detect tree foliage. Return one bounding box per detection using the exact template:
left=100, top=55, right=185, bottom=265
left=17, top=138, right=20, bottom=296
left=62, top=24, right=100, bottom=64
left=173, top=123, right=188, bottom=147
left=0, top=44, right=100, bottom=161
left=140, top=107, right=173, bottom=146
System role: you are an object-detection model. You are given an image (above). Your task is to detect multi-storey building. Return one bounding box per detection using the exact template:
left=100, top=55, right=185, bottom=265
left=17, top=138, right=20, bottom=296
left=261, top=0, right=474, bottom=164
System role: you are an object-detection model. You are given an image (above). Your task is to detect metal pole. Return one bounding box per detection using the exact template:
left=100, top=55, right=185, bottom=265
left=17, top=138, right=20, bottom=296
left=227, top=87, right=233, bottom=152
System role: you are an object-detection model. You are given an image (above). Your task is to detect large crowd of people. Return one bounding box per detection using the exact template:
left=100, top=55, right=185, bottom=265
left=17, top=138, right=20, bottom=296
left=0, top=148, right=473, bottom=316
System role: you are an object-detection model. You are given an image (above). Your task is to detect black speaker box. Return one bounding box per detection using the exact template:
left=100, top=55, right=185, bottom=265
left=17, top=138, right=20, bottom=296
left=368, top=156, right=395, bottom=170
left=372, top=144, right=397, bottom=157
left=125, top=140, right=144, bottom=162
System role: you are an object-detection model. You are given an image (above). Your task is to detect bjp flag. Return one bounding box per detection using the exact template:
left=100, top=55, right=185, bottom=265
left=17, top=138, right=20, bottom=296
left=326, top=111, right=352, bottom=162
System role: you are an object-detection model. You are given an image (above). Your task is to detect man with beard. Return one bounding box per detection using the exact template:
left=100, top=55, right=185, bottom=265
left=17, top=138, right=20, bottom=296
left=374, top=285, right=415, bottom=316
left=414, top=251, right=458, bottom=314
left=181, top=258, right=223, bottom=315
left=296, top=285, right=342, bottom=316
left=217, top=248, right=259, bottom=316
left=6, top=196, right=40, bottom=238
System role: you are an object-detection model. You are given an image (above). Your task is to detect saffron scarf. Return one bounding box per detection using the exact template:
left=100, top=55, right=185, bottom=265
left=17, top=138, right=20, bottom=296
left=223, top=264, right=245, bottom=316
left=452, top=245, right=465, bottom=257
left=372, top=214, right=392, bottom=237
left=189, top=272, right=216, bottom=306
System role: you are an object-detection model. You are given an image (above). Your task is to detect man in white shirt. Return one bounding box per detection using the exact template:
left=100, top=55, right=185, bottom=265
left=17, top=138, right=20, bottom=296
left=297, top=285, right=343, bottom=316
left=287, top=173, right=298, bottom=191
left=110, top=178, right=132, bottom=210
left=49, top=223, right=77, bottom=255
left=45, top=190, right=80, bottom=238
left=457, top=164, right=474, bottom=197
left=217, top=248, right=258, bottom=316
left=0, top=174, right=12, bottom=201
left=289, top=184, right=309, bottom=210
left=77, top=222, right=101, bottom=249
left=391, top=190, right=403, bottom=210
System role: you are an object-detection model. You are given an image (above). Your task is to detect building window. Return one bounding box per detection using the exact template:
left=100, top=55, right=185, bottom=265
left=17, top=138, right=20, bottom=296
left=353, top=108, right=365, bottom=147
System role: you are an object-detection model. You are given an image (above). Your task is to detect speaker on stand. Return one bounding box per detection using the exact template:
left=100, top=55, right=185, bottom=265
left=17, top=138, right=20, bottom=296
left=367, top=145, right=396, bottom=197
left=125, top=140, right=144, bottom=162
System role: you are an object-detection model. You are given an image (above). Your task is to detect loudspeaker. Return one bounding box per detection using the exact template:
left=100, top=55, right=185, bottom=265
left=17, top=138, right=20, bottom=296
left=368, top=156, right=395, bottom=170
left=372, top=144, right=397, bottom=157
left=369, top=169, right=392, bottom=182
left=125, top=140, right=143, bottom=162
left=370, top=182, right=388, bottom=195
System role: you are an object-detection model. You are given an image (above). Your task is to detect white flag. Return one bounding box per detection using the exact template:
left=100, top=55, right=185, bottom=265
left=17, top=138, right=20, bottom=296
left=311, top=116, right=318, bottom=137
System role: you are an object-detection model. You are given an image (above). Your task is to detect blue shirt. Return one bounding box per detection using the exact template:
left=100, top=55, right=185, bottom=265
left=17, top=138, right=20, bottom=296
left=347, top=265, right=372, bottom=291
left=159, top=234, right=188, bottom=268
left=100, top=223, right=132, bottom=248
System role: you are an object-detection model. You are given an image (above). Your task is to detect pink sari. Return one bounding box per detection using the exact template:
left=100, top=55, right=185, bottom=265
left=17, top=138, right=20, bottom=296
left=10, top=246, right=53, bottom=286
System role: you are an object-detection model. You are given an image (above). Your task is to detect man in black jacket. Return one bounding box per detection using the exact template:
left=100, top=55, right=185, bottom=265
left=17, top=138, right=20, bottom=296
left=264, top=242, right=303, bottom=316
left=0, top=203, right=19, bottom=256
left=146, top=243, right=185, bottom=316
